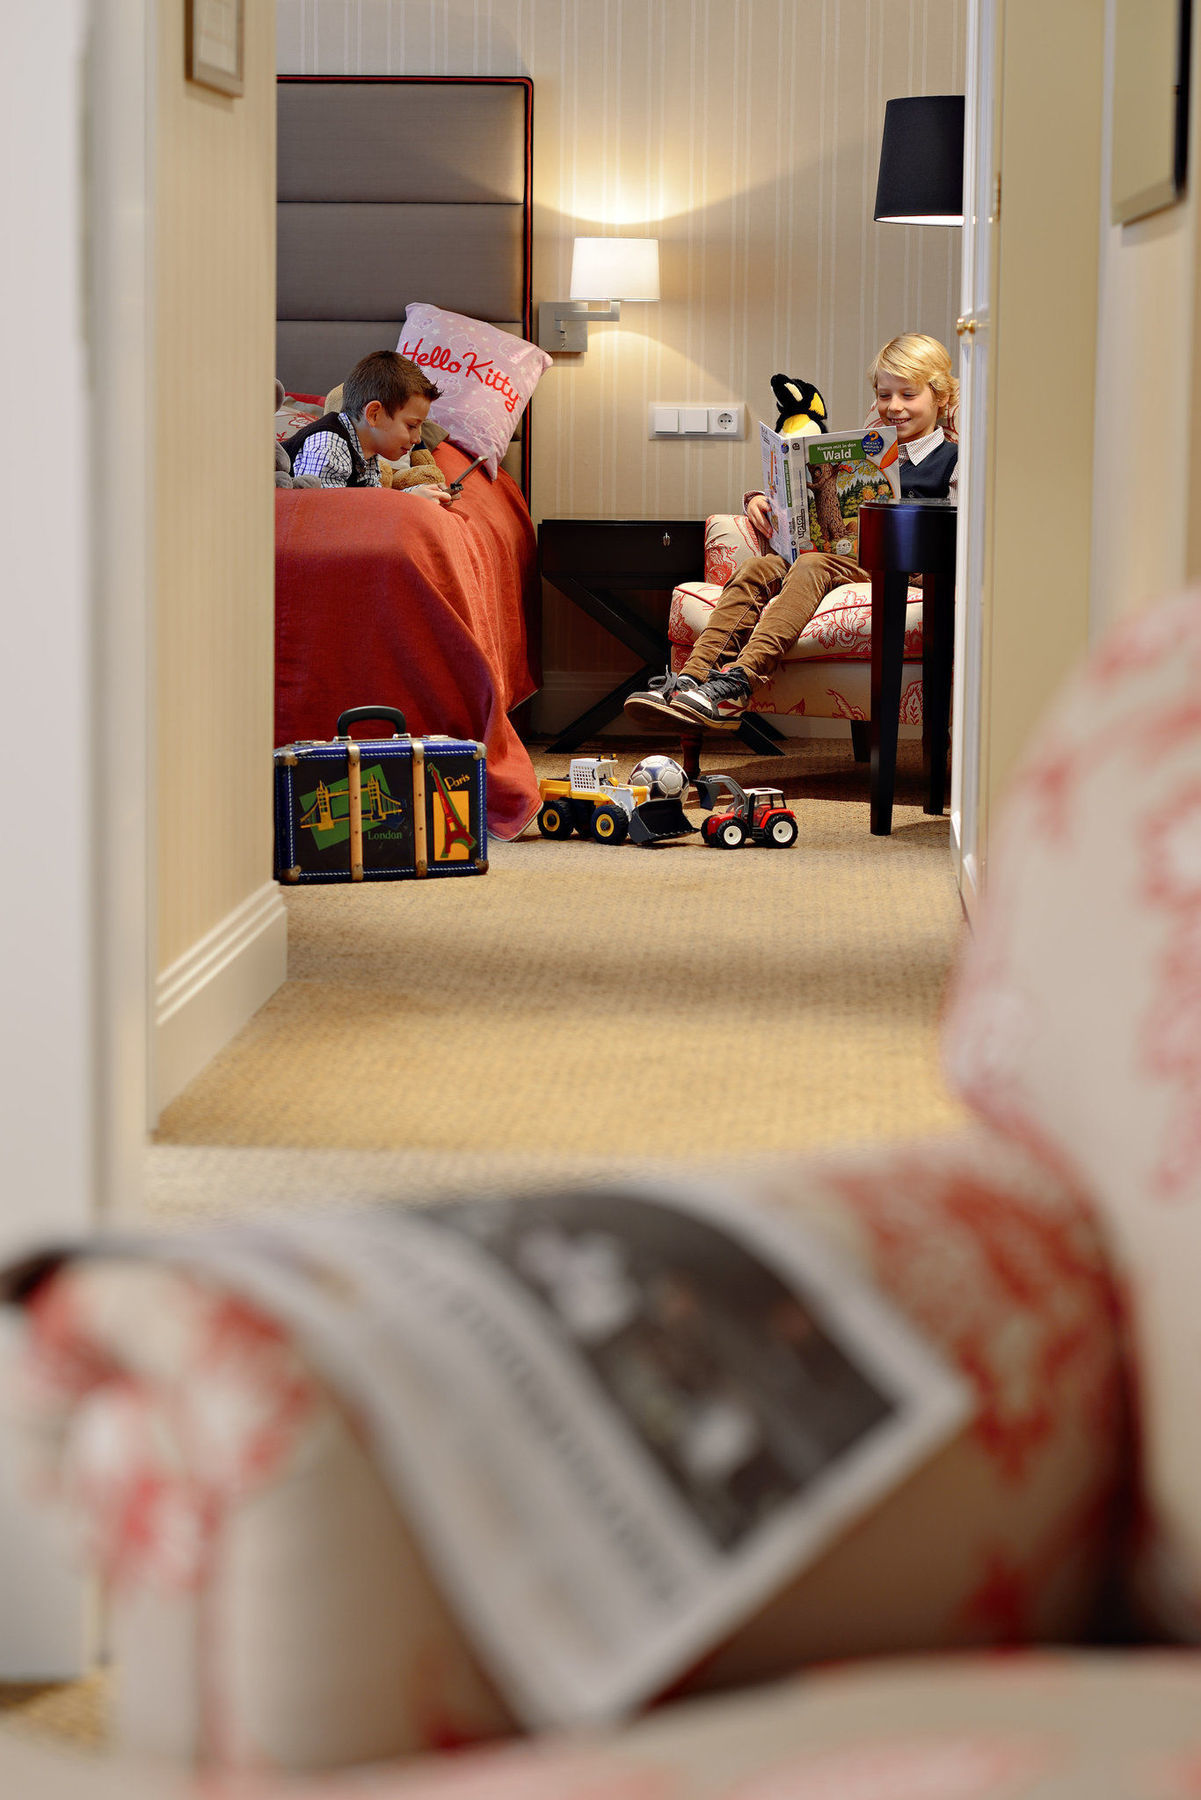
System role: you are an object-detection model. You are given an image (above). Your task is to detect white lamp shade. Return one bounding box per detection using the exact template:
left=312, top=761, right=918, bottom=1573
left=569, top=237, right=660, bottom=301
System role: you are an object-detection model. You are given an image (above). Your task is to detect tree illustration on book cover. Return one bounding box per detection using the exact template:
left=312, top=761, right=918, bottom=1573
left=805, top=429, right=900, bottom=556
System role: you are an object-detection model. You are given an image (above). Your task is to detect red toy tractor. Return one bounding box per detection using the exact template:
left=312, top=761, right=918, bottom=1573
left=693, top=774, right=798, bottom=850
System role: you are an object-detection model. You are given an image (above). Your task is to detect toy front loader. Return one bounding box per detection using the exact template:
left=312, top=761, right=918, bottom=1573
left=626, top=795, right=696, bottom=846
left=693, top=773, right=748, bottom=813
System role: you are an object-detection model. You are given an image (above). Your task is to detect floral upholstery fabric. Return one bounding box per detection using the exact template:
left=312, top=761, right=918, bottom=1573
left=667, top=515, right=924, bottom=723
left=8, top=1653, right=1201, bottom=1798
left=941, top=586, right=1201, bottom=1636
left=670, top=648, right=921, bottom=728
left=705, top=1129, right=1127, bottom=1687
left=11, top=1262, right=321, bottom=1593
left=321, top=1653, right=1201, bottom=1800
left=8, top=1260, right=509, bottom=1768
left=354, top=1652, right=1201, bottom=1800
left=5, top=1123, right=1128, bottom=1770
left=669, top=581, right=925, bottom=666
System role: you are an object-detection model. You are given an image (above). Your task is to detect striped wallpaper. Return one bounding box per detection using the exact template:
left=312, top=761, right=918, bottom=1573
left=277, top=0, right=966, bottom=528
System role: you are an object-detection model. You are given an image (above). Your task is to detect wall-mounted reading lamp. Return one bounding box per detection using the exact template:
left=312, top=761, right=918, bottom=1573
left=539, top=237, right=661, bottom=353
left=873, top=95, right=965, bottom=224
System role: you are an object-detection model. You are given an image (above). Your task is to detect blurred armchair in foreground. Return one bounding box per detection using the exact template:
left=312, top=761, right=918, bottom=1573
left=7, top=587, right=1201, bottom=1797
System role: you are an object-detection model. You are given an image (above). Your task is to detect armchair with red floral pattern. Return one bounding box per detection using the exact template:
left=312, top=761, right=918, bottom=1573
left=668, top=408, right=957, bottom=769
left=7, top=584, right=1201, bottom=1799
left=668, top=513, right=926, bottom=766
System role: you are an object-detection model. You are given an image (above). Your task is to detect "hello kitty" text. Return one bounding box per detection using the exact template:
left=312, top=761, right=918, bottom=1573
left=398, top=338, right=521, bottom=413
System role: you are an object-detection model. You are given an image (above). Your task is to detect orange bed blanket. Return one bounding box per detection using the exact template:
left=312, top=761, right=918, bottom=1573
left=275, top=445, right=541, bottom=840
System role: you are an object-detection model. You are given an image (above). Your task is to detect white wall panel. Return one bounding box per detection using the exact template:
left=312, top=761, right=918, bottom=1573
left=157, top=0, right=279, bottom=971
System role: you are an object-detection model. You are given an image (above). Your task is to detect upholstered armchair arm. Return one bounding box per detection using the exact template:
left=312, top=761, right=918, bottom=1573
left=702, top=512, right=771, bottom=584
left=2, top=1259, right=509, bottom=1769
left=2, top=1127, right=1128, bottom=1773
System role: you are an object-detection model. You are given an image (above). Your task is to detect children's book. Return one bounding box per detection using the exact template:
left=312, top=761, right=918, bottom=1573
left=758, top=421, right=901, bottom=563
left=757, top=422, right=813, bottom=564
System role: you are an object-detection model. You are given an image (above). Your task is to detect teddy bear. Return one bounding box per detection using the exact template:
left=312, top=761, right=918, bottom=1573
left=770, top=374, right=828, bottom=437
left=322, top=384, right=449, bottom=492
left=274, top=381, right=321, bottom=489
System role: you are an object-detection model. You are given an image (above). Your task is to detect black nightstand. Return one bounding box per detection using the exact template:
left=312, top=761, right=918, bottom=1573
left=539, top=518, right=783, bottom=758
left=539, top=518, right=703, bottom=751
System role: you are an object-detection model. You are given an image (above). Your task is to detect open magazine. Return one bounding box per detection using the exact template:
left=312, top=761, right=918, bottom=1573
left=759, top=420, right=901, bottom=562
left=103, top=1180, right=970, bottom=1730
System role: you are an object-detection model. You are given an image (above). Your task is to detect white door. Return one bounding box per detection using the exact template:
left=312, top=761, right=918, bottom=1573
left=951, top=0, right=1001, bottom=917
left=0, top=0, right=94, bottom=1679
left=0, top=0, right=150, bottom=1677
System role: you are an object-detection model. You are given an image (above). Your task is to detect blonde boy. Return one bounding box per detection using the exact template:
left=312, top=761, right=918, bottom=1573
left=626, top=334, right=960, bottom=730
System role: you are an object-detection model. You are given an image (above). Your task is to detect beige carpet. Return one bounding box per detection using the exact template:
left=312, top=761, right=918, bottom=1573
left=0, top=1675, right=109, bottom=1752
left=152, top=737, right=967, bottom=1214
left=24, top=737, right=966, bottom=1740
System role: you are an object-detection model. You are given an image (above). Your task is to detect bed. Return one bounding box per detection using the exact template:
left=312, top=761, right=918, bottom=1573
left=275, top=76, right=542, bottom=840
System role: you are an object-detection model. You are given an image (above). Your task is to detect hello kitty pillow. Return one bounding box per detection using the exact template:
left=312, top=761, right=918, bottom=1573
left=396, top=303, right=551, bottom=479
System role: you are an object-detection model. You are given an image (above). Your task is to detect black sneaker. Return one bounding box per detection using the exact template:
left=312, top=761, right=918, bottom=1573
left=671, top=666, right=752, bottom=727
left=624, top=670, right=704, bottom=730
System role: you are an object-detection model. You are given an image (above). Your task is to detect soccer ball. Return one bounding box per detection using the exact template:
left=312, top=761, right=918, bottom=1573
left=630, top=754, right=689, bottom=799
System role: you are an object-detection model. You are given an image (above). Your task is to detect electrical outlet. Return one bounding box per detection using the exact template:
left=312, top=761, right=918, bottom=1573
left=648, top=403, right=746, bottom=439
left=708, top=405, right=744, bottom=438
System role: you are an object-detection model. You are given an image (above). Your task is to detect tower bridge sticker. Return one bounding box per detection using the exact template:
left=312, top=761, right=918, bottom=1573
left=299, top=763, right=476, bottom=862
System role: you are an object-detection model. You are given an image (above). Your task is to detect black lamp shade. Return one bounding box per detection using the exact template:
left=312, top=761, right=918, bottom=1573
left=874, top=95, right=965, bottom=225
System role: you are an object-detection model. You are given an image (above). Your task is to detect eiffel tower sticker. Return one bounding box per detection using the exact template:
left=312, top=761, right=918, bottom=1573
left=429, top=763, right=477, bottom=861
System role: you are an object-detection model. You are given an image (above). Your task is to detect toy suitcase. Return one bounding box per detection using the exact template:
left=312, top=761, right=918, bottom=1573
left=274, top=706, right=488, bottom=883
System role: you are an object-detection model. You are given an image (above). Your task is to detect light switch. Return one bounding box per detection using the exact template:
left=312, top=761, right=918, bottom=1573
left=650, top=403, right=747, bottom=439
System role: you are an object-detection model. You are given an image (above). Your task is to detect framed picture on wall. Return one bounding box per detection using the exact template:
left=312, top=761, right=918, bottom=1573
left=186, top=0, right=244, bottom=98
left=1111, top=0, right=1191, bottom=224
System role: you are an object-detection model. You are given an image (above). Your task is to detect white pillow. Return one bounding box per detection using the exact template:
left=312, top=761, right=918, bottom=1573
left=397, top=303, right=551, bottom=480
left=275, top=393, right=324, bottom=443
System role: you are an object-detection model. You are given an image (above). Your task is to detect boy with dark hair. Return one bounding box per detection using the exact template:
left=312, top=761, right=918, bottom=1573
left=283, top=350, right=448, bottom=497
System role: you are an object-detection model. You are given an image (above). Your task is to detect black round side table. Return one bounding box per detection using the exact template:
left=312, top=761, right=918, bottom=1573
left=857, top=499, right=958, bottom=836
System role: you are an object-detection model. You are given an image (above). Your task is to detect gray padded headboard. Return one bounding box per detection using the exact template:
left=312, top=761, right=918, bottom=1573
left=277, top=76, right=533, bottom=494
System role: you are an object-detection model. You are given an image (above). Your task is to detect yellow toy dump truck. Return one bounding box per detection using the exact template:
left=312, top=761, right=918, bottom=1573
left=537, top=757, right=694, bottom=846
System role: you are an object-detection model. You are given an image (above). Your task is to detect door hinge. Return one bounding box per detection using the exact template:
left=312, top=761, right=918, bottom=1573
left=992, top=171, right=1002, bottom=221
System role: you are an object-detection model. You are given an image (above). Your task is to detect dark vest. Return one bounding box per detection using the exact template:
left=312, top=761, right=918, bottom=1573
left=281, top=412, right=375, bottom=487
left=898, top=437, right=957, bottom=500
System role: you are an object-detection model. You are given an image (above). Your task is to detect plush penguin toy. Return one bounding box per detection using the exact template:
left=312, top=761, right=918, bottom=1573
left=771, top=374, right=828, bottom=437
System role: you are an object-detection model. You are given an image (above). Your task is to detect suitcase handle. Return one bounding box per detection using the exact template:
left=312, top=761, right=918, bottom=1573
left=335, top=705, right=408, bottom=739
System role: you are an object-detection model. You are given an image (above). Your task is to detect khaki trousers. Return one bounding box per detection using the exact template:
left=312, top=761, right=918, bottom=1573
left=680, top=551, right=869, bottom=686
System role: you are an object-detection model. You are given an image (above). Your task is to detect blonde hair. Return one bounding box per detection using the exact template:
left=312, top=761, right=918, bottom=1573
left=869, top=334, right=959, bottom=428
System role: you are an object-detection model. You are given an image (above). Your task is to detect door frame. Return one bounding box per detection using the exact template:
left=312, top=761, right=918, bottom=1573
left=0, top=0, right=152, bottom=1676
left=952, top=0, right=1104, bottom=898
left=951, top=0, right=1002, bottom=919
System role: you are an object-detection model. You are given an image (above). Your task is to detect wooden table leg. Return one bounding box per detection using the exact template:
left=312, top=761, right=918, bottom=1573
left=870, top=568, right=909, bottom=835
left=921, top=571, right=955, bottom=816
left=677, top=730, right=703, bottom=781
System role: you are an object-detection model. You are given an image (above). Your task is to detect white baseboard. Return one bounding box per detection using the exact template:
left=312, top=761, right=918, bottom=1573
left=530, top=672, right=920, bottom=741
left=154, top=882, right=288, bottom=1117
